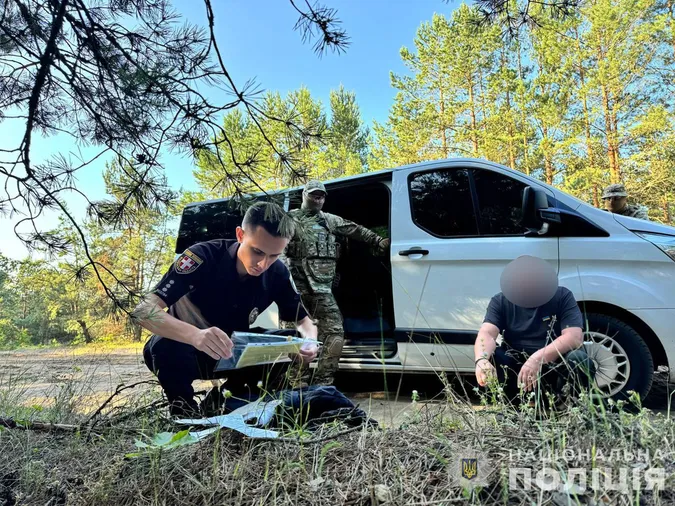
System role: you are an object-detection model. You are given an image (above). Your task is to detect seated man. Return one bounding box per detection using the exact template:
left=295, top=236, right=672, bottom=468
left=135, top=201, right=319, bottom=416
left=473, top=255, right=596, bottom=407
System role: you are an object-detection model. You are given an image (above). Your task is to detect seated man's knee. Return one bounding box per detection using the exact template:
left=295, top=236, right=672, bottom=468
left=560, top=349, right=597, bottom=394
left=566, top=349, right=596, bottom=375
left=143, top=335, right=191, bottom=374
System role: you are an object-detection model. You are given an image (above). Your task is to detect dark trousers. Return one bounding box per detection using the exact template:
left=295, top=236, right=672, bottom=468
left=493, top=344, right=596, bottom=404
left=143, top=330, right=295, bottom=415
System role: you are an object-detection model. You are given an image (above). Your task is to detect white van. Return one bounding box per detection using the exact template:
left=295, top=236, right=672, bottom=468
left=176, top=158, right=675, bottom=400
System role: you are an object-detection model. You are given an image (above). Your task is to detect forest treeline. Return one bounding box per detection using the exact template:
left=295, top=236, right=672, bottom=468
left=2, top=0, right=673, bottom=346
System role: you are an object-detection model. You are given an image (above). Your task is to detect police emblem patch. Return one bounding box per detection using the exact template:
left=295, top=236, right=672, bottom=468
left=174, top=249, right=203, bottom=275
left=450, top=449, right=493, bottom=490
left=249, top=307, right=260, bottom=325
left=461, top=458, right=478, bottom=480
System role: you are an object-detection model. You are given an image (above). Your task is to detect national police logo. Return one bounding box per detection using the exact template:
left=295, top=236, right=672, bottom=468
left=450, top=449, right=493, bottom=491
left=249, top=307, right=260, bottom=325
left=174, top=249, right=203, bottom=275
left=461, top=458, right=478, bottom=480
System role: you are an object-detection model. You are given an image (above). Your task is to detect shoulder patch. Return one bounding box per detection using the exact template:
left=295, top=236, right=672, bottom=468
left=174, top=249, right=204, bottom=275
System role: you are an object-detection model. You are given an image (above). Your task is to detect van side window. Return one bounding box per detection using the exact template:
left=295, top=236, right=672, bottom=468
left=472, top=170, right=527, bottom=235
left=409, top=169, right=479, bottom=237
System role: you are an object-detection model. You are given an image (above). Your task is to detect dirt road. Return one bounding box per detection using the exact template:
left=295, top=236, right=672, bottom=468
left=1, top=346, right=670, bottom=426
left=0, top=346, right=419, bottom=426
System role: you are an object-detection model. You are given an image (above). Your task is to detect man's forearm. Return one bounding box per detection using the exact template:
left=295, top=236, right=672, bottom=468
left=134, top=298, right=199, bottom=346
left=534, top=329, right=583, bottom=364
left=475, top=330, right=497, bottom=360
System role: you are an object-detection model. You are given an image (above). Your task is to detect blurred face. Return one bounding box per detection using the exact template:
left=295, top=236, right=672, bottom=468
left=302, top=190, right=326, bottom=212
left=604, top=196, right=627, bottom=212
left=235, top=225, right=289, bottom=277
left=500, top=255, right=558, bottom=308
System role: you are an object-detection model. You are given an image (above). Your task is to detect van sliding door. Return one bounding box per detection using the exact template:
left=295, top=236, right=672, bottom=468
left=390, top=161, right=558, bottom=371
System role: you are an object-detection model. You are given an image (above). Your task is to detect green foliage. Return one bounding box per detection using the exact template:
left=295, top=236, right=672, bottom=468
left=191, top=85, right=372, bottom=202
left=0, top=162, right=177, bottom=348
left=370, top=1, right=675, bottom=222
left=126, top=428, right=219, bottom=458
left=186, top=1, right=674, bottom=222
left=4, top=1, right=675, bottom=350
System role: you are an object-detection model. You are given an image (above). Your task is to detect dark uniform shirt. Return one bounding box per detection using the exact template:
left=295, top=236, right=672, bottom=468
left=483, top=287, right=584, bottom=351
left=152, top=239, right=308, bottom=336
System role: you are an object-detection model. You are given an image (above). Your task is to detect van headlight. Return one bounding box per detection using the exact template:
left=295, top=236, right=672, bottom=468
left=636, top=232, right=675, bottom=261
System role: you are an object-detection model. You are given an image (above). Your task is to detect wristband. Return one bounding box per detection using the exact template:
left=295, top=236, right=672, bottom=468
left=475, top=357, right=490, bottom=365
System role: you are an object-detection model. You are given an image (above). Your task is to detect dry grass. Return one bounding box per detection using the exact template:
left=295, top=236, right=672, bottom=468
left=1, top=386, right=675, bottom=505
left=1, top=348, right=675, bottom=505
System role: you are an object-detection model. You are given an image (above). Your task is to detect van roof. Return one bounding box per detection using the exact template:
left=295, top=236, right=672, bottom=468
left=182, top=157, right=519, bottom=208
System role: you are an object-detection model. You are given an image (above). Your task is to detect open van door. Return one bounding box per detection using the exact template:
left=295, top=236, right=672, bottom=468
left=390, top=160, right=558, bottom=372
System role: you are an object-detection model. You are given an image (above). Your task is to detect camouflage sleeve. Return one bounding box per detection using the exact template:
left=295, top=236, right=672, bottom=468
left=324, top=213, right=384, bottom=247
left=635, top=206, right=650, bottom=221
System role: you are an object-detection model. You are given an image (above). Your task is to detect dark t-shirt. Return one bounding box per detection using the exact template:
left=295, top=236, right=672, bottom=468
left=483, top=287, right=584, bottom=350
left=152, top=239, right=308, bottom=336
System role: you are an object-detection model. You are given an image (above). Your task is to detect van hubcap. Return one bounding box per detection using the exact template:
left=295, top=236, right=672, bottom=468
left=583, top=332, right=631, bottom=397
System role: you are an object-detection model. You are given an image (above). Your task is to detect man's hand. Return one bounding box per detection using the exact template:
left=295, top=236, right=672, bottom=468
left=379, top=238, right=391, bottom=250
left=475, top=359, right=496, bottom=387
left=189, top=327, right=233, bottom=360
left=518, top=356, right=543, bottom=392
left=292, top=340, right=319, bottom=365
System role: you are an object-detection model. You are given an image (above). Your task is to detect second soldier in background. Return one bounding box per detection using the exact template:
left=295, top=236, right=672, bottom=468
left=284, top=180, right=390, bottom=385
left=602, top=183, right=649, bottom=220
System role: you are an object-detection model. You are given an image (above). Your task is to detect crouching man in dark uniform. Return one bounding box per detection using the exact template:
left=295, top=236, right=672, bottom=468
left=134, top=202, right=319, bottom=416
left=473, top=255, right=596, bottom=407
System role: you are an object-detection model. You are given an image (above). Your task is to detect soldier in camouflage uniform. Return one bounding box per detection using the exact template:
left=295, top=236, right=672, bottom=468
left=284, top=180, right=390, bottom=385
left=602, top=183, right=649, bottom=220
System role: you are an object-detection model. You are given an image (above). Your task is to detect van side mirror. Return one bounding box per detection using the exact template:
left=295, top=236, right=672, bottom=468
left=522, top=187, right=560, bottom=235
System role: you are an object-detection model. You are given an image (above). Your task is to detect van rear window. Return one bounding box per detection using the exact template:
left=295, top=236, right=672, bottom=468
left=176, top=195, right=287, bottom=252
left=175, top=200, right=242, bottom=253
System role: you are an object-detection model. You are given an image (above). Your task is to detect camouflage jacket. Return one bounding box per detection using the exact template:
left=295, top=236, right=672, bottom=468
left=608, top=204, right=649, bottom=221
left=284, top=209, right=386, bottom=294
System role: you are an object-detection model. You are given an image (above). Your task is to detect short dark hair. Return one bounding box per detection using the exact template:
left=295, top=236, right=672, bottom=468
left=242, top=201, right=295, bottom=239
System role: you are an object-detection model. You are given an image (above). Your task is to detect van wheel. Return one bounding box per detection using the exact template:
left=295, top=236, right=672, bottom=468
left=582, top=313, right=653, bottom=401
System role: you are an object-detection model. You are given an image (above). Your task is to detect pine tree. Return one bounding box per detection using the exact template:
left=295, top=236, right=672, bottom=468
left=625, top=106, right=675, bottom=223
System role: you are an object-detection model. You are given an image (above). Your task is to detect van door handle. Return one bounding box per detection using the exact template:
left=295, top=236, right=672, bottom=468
left=399, top=248, right=429, bottom=257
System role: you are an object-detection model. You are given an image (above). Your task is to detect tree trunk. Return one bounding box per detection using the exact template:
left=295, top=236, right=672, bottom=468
left=669, top=0, right=675, bottom=61
left=508, top=131, right=516, bottom=170
left=516, top=43, right=530, bottom=175
left=439, top=88, right=448, bottom=157
left=467, top=79, right=479, bottom=156
left=541, top=122, right=554, bottom=184
left=664, top=199, right=672, bottom=224
left=576, top=30, right=596, bottom=200
left=596, top=33, right=620, bottom=184
left=544, top=156, right=554, bottom=185
left=133, top=323, right=143, bottom=342
left=593, top=184, right=600, bottom=209
left=478, top=67, right=488, bottom=134
left=609, top=105, right=621, bottom=180
left=77, top=319, right=92, bottom=344
left=601, top=84, right=620, bottom=183
left=505, top=84, right=516, bottom=170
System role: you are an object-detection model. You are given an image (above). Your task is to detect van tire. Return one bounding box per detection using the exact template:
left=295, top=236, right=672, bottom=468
left=583, top=313, right=653, bottom=402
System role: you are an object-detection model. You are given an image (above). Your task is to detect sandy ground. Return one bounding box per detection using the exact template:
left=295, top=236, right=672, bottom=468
left=1, top=346, right=671, bottom=427
left=0, top=345, right=420, bottom=426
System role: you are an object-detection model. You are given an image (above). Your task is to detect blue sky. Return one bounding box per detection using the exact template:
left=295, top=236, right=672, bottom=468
left=0, top=0, right=457, bottom=259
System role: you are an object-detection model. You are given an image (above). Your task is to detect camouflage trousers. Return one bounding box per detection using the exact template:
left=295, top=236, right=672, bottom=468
left=282, top=286, right=344, bottom=385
